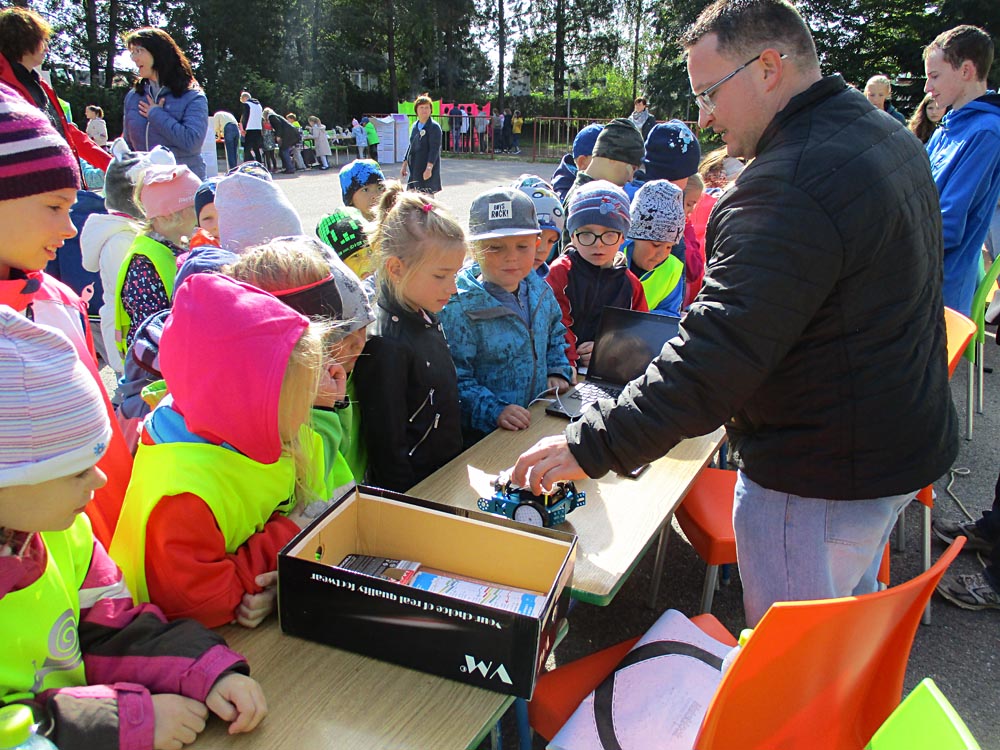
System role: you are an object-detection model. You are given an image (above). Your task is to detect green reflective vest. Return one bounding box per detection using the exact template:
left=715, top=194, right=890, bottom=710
left=0, top=515, right=91, bottom=702
left=113, top=234, right=178, bottom=357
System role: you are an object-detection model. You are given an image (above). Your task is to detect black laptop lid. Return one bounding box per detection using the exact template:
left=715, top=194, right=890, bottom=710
left=586, top=308, right=681, bottom=386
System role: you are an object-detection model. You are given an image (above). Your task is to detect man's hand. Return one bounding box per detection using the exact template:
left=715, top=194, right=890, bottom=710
left=512, top=435, right=588, bottom=494
left=206, top=673, right=268, bottom=735
left=498, top=404, right=531, bottom=431
left=577, top=341, right=595, bottom=369
left=235, top=572, right=277, bottom=628
left=152, top=694, right=208, bottom=750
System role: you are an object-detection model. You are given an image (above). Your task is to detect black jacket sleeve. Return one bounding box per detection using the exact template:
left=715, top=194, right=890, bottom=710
left=567, top=176, right=843, bottom=477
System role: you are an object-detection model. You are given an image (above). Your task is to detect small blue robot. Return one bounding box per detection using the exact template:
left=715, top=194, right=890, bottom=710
left=478, top=476, right=586, bottom=527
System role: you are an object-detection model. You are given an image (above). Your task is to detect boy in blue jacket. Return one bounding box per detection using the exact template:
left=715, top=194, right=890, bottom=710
left=924, top=25, right=1000, bottom=316
left=440, top=188, right=573, bottom=444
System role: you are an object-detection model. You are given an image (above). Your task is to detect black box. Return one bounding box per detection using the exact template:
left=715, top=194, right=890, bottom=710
left=278, top=486, right=576, bottom=699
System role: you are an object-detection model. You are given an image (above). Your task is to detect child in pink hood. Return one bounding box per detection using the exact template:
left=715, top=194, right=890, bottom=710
left=110, top=272, right=328, bottom=628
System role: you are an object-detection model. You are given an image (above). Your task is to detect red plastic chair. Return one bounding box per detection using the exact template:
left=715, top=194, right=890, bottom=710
left=529, top=539, right=964, bottom=749
left=671, top=467, right=738, bottom=613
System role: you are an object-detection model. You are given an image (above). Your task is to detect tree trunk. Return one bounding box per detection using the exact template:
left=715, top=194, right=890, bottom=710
left=497, top=0, right=506, bottom=112
left=84, top=0, right=100, bottom=86
left=631, top=0, right=642, bottom=101
left=387, top=0, right=398, bottom=106
left=553, top=0, right=565, bottom=102
left=105, top=0, right=119, bottom=89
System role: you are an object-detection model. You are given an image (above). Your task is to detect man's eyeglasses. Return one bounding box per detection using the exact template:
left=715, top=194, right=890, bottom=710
left=693, top=53, right=786, bottom=115
left=574, top=229, right=622, bottom=247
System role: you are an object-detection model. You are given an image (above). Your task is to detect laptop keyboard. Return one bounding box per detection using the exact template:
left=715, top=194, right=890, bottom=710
left=570, top=382, right=622, bottom=403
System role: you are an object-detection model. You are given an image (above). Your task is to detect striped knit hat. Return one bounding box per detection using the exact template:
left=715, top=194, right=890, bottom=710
left=0, top=82, right=79, bottom=201
left=0, top=307, right=111, bottom=487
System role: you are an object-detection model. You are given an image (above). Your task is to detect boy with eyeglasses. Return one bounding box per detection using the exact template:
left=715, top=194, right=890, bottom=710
left=546, top=180, right=647, bottom=369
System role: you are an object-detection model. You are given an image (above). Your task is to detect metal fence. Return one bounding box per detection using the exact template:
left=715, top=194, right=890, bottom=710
left=367, top=113, right=701, bottom=163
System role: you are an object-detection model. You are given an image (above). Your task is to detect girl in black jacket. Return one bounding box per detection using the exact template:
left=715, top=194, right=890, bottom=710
left=353, top=184, right=467, bottom=491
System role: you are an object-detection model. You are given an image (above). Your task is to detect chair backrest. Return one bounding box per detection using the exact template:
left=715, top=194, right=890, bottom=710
left=965, top=259, right=1000, bottom=359
left=864, top=677, right=981, bottom=750
left=694, top=539, right=965, bottom=750
left=944, top=307, right=976, bottom=377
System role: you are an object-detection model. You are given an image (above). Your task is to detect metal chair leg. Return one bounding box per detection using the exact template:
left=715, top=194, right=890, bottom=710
left=922, top=503, right=932, bottom=625
left=648, top=521, right=674, bottom=609
left=701, top=565, right=720, bottom=614
left=895, top=505, right=907, bottom=552
left=976, top=341, right=985, bottom=414
left=966, top=358, right=975, bottom=439
left=515, top=698, right=532, bottom=750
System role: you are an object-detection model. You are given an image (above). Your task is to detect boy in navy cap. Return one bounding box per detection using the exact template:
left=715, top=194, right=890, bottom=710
left=552, top=123, right=603, bottom=202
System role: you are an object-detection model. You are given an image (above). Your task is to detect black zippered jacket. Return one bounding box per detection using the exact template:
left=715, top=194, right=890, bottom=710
left=568, top=76, right=959, bottom=499
left=354, top=290, right=463, bottom=492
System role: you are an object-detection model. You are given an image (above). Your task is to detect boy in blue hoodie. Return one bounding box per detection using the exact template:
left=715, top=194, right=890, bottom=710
left=440, top=188, right=573, bottom=444
left=924, top=25, right=1000, bottom=316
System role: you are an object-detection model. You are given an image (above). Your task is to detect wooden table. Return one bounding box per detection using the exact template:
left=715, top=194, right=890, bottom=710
left=410, top=405, right=726, bottom=606
left=191, top=622, right=513, bottom=750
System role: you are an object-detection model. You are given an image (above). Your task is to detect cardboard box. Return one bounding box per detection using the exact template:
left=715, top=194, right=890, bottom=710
left=278, top=486, right=576, bottom=699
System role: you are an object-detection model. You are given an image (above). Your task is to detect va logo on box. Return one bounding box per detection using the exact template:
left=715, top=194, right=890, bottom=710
left=461, top=654, right=513, bottom=684
left=489, top=201, right=512, bottom=221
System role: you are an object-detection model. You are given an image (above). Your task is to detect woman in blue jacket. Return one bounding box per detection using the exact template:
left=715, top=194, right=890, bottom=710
left=123, top=28, right=209, bottom=178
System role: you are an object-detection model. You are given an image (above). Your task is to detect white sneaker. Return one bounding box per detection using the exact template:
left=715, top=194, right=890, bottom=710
left=986, top=288, right=1000, bottom=324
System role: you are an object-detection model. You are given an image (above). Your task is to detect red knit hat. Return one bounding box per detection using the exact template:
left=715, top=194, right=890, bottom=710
left=0, top=82, right=79, bottom=201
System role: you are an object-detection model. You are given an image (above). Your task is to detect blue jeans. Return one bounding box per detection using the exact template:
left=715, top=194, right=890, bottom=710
left=279, top=145, right=294, bottom=173
left=223, top=122, right=240, bottom=170
left=732, top=471, right=914, bottom=626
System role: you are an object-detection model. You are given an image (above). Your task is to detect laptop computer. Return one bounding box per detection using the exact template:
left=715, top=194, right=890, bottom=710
left=546, top=307, right=681, bottom=420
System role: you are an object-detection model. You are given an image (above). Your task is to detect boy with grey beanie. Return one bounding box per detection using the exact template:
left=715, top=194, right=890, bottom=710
left=624, top=180, right=686, bottom=316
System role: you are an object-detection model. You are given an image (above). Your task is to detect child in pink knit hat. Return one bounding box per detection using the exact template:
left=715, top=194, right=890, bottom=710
left=113, top=163, right=200, bottom=359
left=0, top=80, right=132, bottom=548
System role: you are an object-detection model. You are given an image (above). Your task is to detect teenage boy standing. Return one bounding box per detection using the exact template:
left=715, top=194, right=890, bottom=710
left=924, top=25, right=1000, bottom=316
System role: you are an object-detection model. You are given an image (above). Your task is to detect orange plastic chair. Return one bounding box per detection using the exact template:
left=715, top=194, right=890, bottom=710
left=893, top=307, right=975, bottom=622
left=529, top=539, right=964, bottom=749
left=671, top=467, right=738, bottom=613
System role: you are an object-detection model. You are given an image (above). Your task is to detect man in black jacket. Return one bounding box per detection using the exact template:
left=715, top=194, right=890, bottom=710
left=514, top=0, right=958, bottom=625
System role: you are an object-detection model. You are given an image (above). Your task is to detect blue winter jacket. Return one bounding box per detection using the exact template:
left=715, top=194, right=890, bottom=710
left=551, top=154, right=578, bottom=202
left=926, top=92, right=1000, bottom=315
left=123, top=83, right=209, bottom=178
left=439, top=264, right=573, bottom=436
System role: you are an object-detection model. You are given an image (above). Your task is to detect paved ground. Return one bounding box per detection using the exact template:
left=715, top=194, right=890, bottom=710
left=102, top=155, right=997, bottom=748
left=272, top=156, right=1000, bottom=748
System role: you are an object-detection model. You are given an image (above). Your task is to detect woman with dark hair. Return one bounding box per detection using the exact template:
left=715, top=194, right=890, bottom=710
left=0, top=7, right=111, bottom=187
left=122, top=27, right=209, bottom=178
left=908, top=92, right=945, bottom=144
left=401, top=93, right=442, bottom=193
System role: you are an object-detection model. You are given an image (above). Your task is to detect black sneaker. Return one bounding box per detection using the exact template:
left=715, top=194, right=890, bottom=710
left=931, top=518, right=995, bottom=553
left=936, top=571, right=1000, bottom=611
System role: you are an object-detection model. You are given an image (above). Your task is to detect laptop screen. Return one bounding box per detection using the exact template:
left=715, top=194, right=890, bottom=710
left=587, top=308, right=681, bottom=385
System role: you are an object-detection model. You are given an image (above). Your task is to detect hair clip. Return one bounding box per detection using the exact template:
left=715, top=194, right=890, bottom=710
left=421, top=203, right=434, bottom=214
